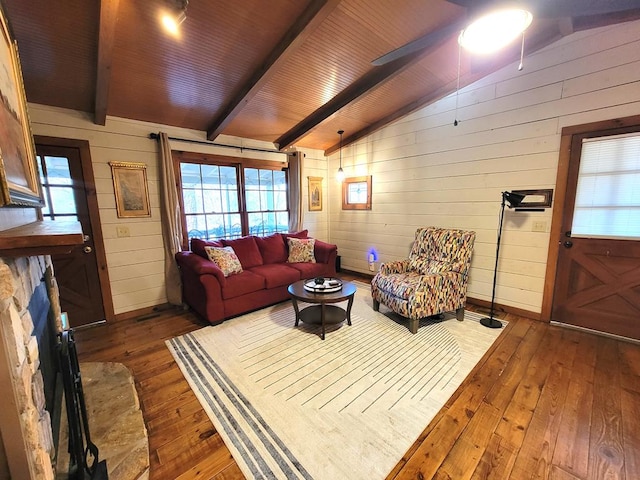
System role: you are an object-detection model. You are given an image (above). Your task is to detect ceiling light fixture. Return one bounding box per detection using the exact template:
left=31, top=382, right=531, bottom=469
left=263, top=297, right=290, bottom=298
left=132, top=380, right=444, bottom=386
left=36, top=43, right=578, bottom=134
left=336, top=130, right=345, bottom=183
left=458, top=6, right=532, bottom=55
left=161, top=0, right=188, bottom=36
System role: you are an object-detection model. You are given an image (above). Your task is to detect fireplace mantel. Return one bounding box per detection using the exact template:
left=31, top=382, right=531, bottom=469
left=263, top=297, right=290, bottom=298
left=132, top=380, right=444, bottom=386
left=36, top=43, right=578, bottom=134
left=0, top=221, right=84, bottom=257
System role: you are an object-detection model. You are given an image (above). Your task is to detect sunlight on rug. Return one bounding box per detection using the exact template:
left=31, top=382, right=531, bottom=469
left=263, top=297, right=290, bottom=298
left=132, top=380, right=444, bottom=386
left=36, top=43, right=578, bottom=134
left=167, top=286, right=505, bottom=480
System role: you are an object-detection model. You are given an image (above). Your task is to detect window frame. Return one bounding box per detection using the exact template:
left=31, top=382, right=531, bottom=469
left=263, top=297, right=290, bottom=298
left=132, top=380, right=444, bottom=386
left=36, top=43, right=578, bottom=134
left=173, top=151, right=289, bottom=249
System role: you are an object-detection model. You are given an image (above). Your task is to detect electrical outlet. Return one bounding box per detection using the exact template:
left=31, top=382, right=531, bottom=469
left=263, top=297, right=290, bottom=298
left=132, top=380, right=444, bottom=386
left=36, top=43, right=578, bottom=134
left=532, top=221, right=547, bottom=232
left=116, top=225, right=130, bottom=237
left=368, top=262, right=376, bottom=272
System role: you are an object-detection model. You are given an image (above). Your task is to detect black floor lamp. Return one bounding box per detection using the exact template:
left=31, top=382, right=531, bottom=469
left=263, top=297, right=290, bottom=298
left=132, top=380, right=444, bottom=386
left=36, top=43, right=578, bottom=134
left=480, top=191, right=526, bottom=329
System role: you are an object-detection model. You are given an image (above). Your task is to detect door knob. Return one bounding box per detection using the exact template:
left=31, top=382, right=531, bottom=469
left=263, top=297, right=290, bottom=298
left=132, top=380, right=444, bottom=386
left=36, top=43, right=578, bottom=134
left=563, top=241, right=573, bottom=248
left=83, top=246, right=93, bottom=254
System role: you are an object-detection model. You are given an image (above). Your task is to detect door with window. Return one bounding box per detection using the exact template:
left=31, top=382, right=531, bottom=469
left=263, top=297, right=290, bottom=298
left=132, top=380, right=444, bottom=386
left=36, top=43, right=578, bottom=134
left=551, top=124, right=640, bottom=340
left=35, top=138, right=111, bottom=328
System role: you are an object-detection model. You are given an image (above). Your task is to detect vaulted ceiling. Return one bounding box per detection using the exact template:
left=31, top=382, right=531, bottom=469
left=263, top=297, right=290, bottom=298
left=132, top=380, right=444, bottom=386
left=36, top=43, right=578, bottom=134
left=3, top=0, right=640, bottom=155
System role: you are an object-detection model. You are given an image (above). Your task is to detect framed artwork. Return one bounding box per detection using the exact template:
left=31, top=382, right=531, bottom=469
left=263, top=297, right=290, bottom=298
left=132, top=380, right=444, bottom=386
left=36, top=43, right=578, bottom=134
left=342, top=175, right=372, bottom=210
left=0, top=6, right=43, bottom=207
left=109, top=162, right=151, bottom=218
left=308, top=176, right=322, bottom=211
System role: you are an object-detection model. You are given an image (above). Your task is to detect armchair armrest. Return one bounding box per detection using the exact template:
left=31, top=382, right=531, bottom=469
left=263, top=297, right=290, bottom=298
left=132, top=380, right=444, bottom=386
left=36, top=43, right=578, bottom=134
left=175, top=251, right=226, bottom=286
left=379, top=260, right=410, bottom=275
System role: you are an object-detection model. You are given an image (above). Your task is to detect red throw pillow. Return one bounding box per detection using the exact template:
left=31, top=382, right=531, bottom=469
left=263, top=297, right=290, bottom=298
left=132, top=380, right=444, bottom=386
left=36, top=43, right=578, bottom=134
left=221, top=236, right=263, bottom=269
left=191, top=238, right=223, bottom=259
left=255, top=233, right=287, bottom=264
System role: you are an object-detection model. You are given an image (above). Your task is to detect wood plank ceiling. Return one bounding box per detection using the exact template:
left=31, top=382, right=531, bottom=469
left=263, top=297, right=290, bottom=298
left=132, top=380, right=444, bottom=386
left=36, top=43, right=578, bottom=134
left=3, top=0, right=640, bottom=155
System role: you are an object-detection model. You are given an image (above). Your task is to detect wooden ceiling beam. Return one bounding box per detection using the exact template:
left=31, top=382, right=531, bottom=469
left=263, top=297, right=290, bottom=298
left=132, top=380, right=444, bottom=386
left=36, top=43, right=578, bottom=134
left=206, top=0, right=341, bottom=141
left=94, top=0, right=120, bottom=125
left=275, top=22, right=465, bottom=151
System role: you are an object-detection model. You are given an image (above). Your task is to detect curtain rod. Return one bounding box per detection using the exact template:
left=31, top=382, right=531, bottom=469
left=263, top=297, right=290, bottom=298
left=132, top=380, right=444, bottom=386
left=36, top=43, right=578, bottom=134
left=148, top=132, right=290, bottom=156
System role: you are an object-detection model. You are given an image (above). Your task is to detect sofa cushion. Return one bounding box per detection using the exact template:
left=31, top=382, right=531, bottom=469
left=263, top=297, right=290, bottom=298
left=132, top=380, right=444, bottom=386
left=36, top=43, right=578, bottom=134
left=204, top=246, right=243, bottom=277
left=287, top=238, right=316, bottom=263
left=248, top=264, right=301, bottom=288
left=222, top=236, right=263, bottom=269
left=191, top=238, right=223, bottom=259
left=255, top=233, right=287, bottom=264
left=287, top=261, right=330, bottom=278
left=221, top=270, right=266, bottom=299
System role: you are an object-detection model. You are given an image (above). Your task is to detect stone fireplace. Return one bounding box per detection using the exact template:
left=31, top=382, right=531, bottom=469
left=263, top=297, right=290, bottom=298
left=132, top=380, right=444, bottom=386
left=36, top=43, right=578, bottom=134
left=0, top=255, right=61, bottom=479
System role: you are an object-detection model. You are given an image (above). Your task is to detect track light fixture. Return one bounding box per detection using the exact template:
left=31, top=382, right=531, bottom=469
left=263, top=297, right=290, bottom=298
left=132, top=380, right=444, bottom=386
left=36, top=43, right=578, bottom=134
left=161, top=0, right=188, bottom=36
left=336, top=130, right=345, bottom=183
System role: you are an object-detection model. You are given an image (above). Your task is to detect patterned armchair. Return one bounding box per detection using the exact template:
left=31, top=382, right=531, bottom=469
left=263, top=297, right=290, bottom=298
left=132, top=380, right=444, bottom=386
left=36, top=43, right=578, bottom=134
left=371, top=227, right=476, bottom=334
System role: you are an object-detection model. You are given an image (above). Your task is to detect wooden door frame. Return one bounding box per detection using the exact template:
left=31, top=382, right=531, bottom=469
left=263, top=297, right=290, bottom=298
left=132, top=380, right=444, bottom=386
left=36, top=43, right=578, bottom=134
left=541, top=114, right=640, bottom=322
left=34, top=135, right=115, bottom=323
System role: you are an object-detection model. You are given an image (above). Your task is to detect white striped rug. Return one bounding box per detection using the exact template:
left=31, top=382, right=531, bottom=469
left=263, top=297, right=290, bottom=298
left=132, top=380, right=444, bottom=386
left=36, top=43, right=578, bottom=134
left=167, top=284, right=504, bottom=480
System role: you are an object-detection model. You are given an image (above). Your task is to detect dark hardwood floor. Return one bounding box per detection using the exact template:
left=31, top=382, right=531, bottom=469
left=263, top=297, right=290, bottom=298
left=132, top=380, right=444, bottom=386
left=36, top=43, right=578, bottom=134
left=74, top=275, right=640, bottom=480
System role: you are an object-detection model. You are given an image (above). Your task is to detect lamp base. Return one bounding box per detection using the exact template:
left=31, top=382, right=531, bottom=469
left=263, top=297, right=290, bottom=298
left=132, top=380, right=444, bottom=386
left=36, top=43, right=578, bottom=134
left=480, top=316, right=503, bottom=329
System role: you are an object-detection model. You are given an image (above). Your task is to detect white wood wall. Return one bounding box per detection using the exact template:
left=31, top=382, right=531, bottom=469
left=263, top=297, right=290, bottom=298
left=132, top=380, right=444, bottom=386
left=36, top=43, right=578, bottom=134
left=327, top=20, right=640, bottom=315
left=29, top=107, right=326, bottom=315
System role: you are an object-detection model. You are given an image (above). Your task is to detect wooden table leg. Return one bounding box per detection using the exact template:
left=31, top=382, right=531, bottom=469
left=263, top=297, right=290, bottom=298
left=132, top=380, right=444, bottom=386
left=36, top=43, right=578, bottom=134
left=346, top=295, right=354, bottom=326
left=321, top=303, right=326, bottom=340
left=292, top=298, right=300, bottom=326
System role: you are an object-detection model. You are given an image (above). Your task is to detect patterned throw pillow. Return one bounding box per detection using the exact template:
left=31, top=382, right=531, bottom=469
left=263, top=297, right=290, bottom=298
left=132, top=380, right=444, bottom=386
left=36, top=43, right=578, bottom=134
left=204, top=246, right=243, bottom=277
left=287, top=238, right=316, bottom=263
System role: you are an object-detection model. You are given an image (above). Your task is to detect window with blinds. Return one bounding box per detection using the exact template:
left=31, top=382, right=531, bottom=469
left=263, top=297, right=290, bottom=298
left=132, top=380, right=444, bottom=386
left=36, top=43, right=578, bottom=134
left=572, top=132, right=640, bottom=239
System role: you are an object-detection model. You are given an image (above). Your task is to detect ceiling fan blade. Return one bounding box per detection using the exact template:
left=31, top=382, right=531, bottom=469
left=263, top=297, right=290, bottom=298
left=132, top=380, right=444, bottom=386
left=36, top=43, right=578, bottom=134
left=371, top=21, right=465, bottom=66
left=445, top=0, right=640, bottom=18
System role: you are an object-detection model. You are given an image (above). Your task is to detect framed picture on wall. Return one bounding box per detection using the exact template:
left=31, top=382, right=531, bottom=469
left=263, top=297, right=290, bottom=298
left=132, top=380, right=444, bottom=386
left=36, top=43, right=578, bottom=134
left=109, top=162, right=151, bottom=218
left=308, top=176, right=323, bottom=211
left=0, top=5, right=43, bottom=207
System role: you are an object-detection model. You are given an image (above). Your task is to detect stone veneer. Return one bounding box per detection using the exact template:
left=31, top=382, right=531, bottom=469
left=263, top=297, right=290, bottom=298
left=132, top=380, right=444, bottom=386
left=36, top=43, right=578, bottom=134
left=0, top=255, right=59, bottom=479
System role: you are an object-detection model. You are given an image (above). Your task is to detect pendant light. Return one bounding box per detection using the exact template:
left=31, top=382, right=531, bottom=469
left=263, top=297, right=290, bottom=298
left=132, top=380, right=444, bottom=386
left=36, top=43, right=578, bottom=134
left=336, top=130, right=345, bottom=183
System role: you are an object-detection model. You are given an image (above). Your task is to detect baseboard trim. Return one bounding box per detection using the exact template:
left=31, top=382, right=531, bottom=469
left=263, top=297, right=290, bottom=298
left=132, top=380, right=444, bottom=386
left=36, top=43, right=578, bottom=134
left=466, top=297, right=542, bottom=322
left=113, top=302, right=176, bottom=323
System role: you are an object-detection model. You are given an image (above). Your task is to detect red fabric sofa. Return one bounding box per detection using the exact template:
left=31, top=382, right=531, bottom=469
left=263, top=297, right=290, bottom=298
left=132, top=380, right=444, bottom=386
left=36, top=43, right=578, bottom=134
left=175, top=231, right=338, bottom=324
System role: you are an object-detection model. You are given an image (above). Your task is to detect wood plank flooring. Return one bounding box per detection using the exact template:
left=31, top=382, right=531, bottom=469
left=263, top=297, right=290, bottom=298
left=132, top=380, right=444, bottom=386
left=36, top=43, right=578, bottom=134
left=74, top=281, right=640, bottom=479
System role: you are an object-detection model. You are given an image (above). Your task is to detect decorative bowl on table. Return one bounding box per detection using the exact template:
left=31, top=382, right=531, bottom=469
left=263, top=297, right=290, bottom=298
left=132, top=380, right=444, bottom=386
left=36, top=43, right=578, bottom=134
left=303, top=277, right=343, bottom=293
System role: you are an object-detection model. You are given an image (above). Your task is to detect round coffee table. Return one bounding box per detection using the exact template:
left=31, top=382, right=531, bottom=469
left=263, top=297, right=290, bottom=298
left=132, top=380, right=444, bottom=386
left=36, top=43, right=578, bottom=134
left=287, top=279, right=357, bottom=340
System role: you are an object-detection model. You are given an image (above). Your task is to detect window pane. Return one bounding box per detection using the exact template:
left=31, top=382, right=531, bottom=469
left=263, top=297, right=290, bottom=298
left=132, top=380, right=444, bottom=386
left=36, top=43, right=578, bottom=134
left=348, top=182, right=368, bottom=203
left=572, top=132, right=640, bottom=239
left=182, top=188, right=204, bottom=214
left=186, top=214, right=207, bottom=239
left=44, top=156, right=72, bottom=185
left=274, top=191, right=287, bottom=210
left=244, top=168, right=259, bottom=188
left=204, top=214, right=225, bottom=238
left=245, top=190, right=260, bottom=211
left=181, top=163, right=203, bottom=189
left=225, top=214, right=242, bottom=238
left=276, top=212, right=289, bottom=233
left=201, top=164, right=219, bottom=186
left=49, top=187, right=76, bottom=214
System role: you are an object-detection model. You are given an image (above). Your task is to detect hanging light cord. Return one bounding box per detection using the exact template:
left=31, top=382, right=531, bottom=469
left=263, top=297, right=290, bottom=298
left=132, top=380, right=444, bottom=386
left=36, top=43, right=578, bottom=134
left=338, top=130, right=343, bottom=169
left=454, top=40, right=461, bottom=126
left=518, top=31, right=526, bottom=71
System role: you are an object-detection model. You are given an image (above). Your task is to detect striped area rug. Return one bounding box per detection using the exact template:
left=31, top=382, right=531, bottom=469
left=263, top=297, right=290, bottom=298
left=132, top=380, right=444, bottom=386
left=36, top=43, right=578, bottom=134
left=167, top=284, right=504, bottom=480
